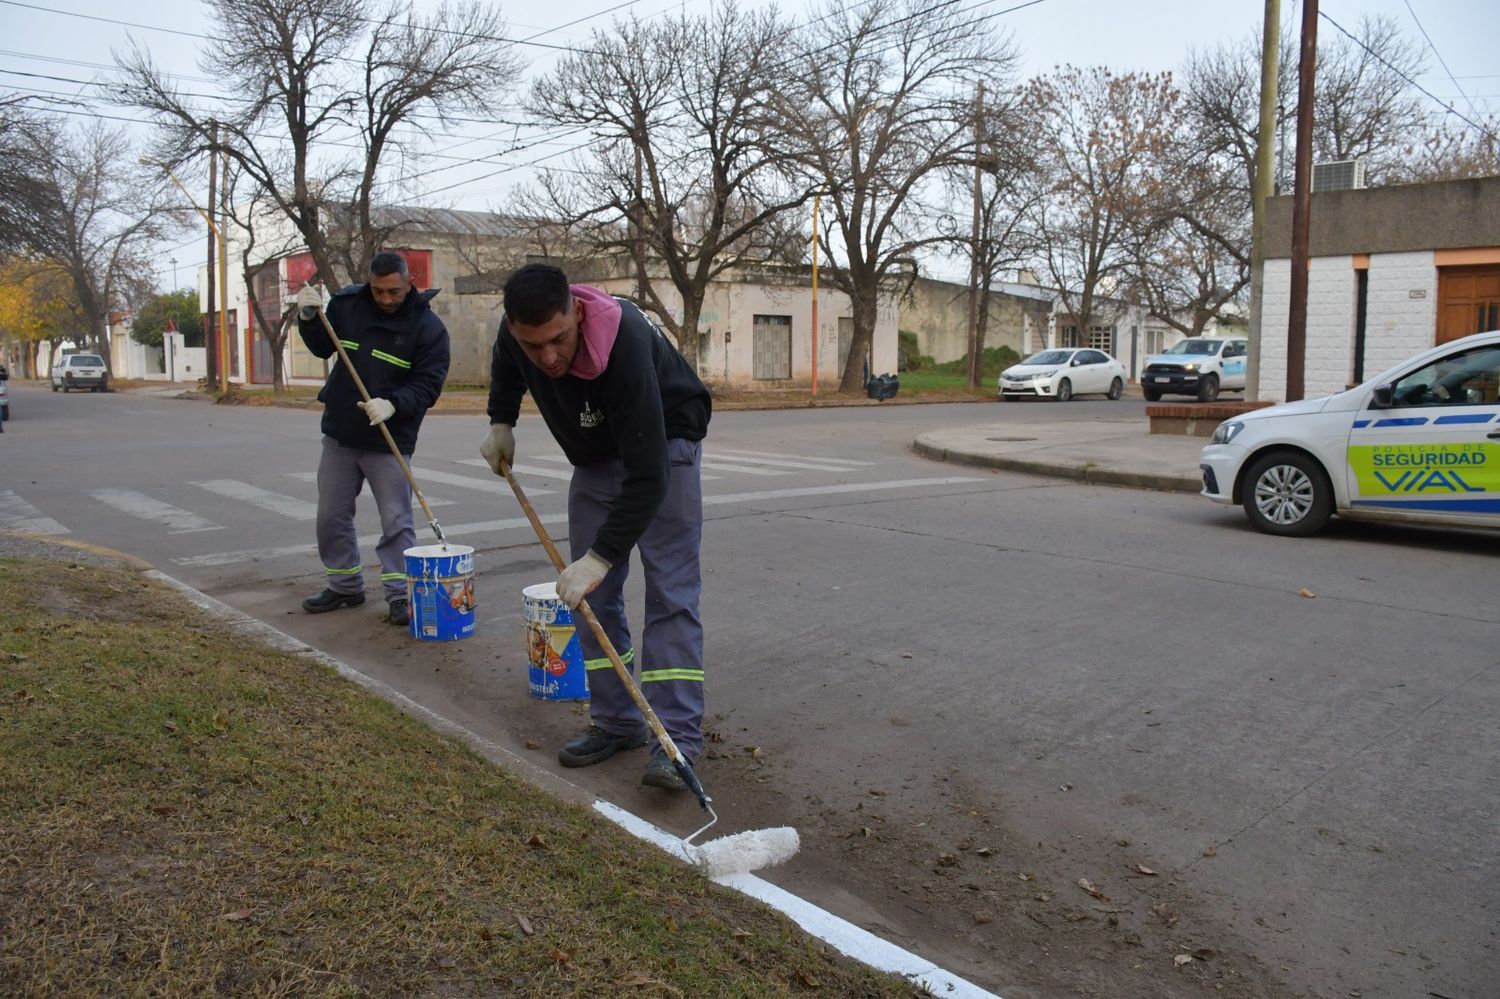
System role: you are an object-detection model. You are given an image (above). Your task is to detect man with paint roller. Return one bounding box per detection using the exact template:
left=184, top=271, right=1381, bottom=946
left=296, top=251, right=451, bottom=628
left=481, top=263, right=711, bottom=792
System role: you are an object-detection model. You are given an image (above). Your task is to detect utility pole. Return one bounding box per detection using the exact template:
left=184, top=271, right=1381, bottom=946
left=205, top=121, right=220, bottom=392
left=965, top=80, right=985, bottom=392
left=811, top=192, right=820, bottom=397
left=170, top=256, right=179, bottom=291
left=217, top=139, right=230, bottom=388
left=1247, top=0, right=1280, bottom=403
left=1286, top=0, right=1318, bottom=402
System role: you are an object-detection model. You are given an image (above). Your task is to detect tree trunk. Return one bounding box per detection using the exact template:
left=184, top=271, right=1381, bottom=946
left=837, top=292, right=878, bottom=394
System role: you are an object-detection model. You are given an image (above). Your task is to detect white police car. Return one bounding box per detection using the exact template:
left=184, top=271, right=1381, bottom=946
left=1200, top=329, right=1500, bottom=536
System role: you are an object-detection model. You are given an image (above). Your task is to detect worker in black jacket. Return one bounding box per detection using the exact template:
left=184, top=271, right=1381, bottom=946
left=295, top=251, right=450, bottom=627
left=481, top=263, right=711, bottom=791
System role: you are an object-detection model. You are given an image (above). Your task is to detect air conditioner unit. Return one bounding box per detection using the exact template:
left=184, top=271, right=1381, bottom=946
left=1312, top=159, right=1366, bottom=192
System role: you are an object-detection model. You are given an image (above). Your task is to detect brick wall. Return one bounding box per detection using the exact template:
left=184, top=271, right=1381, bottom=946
left=1304, top=256, right=1356, bottom=398
left=1259, top=258, right=1289, bottom=401
left=1364, top=251, right=1437, bottom=380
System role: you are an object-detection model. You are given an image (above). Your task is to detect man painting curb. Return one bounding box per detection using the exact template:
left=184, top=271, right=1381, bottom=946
left=481, top=264, right=711, bottom=791
left=296, top=252, right=451, bottom=628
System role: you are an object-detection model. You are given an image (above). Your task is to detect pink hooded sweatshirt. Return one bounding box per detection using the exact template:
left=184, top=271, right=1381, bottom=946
left=567, top=284, right=621, bottom=381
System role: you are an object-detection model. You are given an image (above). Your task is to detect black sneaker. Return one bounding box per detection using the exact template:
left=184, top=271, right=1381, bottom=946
left=558, top=726, right=648, bottom=768
left=641, top=755, right=688, bottom=792
left=387, top=598, right=409, bottom=627
left=302, top=589, right=365, bottom=614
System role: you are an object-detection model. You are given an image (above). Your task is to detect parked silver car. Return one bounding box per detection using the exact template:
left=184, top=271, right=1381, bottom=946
left=51, top=353, right=109, bottom=392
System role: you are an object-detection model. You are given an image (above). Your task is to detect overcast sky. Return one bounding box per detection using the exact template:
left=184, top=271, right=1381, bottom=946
left=8, top=0, right=1496, bottom=284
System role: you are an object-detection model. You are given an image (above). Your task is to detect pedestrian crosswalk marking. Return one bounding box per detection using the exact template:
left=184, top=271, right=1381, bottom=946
left=170, top=476, right=985, bottom=568
left=0, top=491, right=70, bottom=535
left=530, top=453, right=721, bottom=481
left=193, top=479, right=318, bottom=520
left=89, top=488, right=224, bottom=534
left=704, top=453, right=855, bottom=473
left=699, top=460, right=790, bottom=476
left=281, top=472, right=456, bottom=506
left=713, top=447, right=876, bottom=467
left=409, top=467, right=555, bottom=496
left=456, top=459, right=574, bottom=481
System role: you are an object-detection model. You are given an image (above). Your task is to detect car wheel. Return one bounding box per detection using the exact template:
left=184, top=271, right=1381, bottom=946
left=1242, top=450, right=1333, bottom=537
left=1, top=405, right=7, bottom=421
left=1055, top=378, right=1072, bottom=402
left=100, top=377, right=108, bottom=392
left=52, top=382, right=59, bottom=392
left=1107, top=377, right=1123, bottom=400
left=1143, top=387, right=1161, bottom=402
left=1197, top=374, right=1220, bottom=403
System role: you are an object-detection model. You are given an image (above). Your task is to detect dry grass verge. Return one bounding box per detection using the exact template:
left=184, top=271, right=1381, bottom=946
left=0, top=557, right=919, bottom=997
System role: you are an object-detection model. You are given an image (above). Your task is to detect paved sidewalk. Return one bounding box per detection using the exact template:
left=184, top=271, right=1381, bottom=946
left=914, top=417, right=1207, bottom=493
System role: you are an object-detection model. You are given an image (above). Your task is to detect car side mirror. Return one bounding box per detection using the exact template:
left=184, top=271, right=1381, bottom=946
left=1371, top=384, right=1393, bottom=408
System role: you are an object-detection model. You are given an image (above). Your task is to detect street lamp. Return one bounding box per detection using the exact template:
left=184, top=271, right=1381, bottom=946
left=141, top=156, right=228, bottom=391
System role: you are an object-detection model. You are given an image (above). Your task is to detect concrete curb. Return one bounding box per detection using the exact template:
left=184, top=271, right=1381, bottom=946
left=911, top=437, right=1201, bottom=494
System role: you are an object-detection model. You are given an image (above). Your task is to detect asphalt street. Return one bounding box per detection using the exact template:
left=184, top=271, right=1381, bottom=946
left=4, top=382, right=1496, bottom=999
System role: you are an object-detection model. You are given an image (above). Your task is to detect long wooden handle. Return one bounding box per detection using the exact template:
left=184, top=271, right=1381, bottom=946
left=499, top=460, right=710, bottom=808
left=315, top=306, right=446, bottom=545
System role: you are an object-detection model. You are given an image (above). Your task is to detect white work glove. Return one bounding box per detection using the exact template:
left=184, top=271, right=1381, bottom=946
left=479, top=423, right=516, bottom=475
left=557, top=550, right=610, bottom=608
left=296, top=283, right=324, bottom=319
left=358, top=397, right=395, bottom=425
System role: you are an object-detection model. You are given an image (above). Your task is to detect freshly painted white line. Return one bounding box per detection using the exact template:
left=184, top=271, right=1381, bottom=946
left=89, top=487, right=223, bottom=534
left=592, top=802, right=999, bottom=998
left=704, top=476, right=984, bottom=505
left=145, top=568, right=997, bottom=999
left=705, top=453, right=864, bottom=472
left=171, top=475, right=983, bottom=567
left=0, top=491, right=70, bottom=535
left=193, top=479, right=319, bottom=520
left=456, top=458, right=574, bottom=481
left=714, top=447, right=876, bottom=466
left=409, top=467, right=555, bottom=496
left=700, top=461, right=790, bottom=476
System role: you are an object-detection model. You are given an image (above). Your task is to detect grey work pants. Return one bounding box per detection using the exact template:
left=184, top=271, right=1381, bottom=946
left=569, top=438, right=705, bottom=762
left=315, top=436, right=414, bottom=602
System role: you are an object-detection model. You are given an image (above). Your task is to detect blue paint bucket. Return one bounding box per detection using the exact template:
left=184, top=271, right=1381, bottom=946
left=522, top=582, right=588, bottom=701
left=404, top=543, right=476, bottom=641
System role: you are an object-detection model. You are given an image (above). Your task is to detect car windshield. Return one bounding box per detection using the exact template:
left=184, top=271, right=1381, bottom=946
left=1162, top=340, right=1219, bottom=356
left=1022, top=351, right=1073, bottom=366
left=70, top=355, right=104, bottom=366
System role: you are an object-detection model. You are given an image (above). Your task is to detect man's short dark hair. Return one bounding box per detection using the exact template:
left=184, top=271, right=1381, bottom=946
left=504, top=263, right=572, bottom=326
left=369, top=251, right=410, bottom=279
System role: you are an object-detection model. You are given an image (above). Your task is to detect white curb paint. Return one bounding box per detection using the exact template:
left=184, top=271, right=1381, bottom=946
left=595, top=800, right=998, bottom=998
left=145, top=569, right=1000, bottom=999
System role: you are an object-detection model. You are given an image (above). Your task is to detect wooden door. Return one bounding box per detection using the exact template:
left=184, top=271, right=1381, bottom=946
left=1437, top=265, right=1500, bottom=344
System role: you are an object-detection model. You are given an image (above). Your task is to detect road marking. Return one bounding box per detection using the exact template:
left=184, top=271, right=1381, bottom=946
left=713, top=447, right=876, bottom=466
left=171, top=475, right=985, bottom=568
left=700, top=461, right=790, bottom=476
left=456, top=458, right=574, bottom=481
left=281, top=471, right=455, bottom=506
left=89, top=488, right=223, bottom=534
left=410, top=467, right=555, bottom=496
left=193, top=479, right=318, bottom=520
left=0, top=491, right=70, bottom=535
left=705, top=452, right=857, bottom=472
left=531, top=452, right=723, bottom=481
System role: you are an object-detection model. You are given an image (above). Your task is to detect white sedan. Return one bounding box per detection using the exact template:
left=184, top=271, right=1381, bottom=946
left=998, top=348, right=1128, bottom=401
left=1200, top=329, right=1500, bottom=536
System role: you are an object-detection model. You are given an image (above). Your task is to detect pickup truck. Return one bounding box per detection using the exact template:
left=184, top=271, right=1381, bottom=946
left=1141, top=337, right=1248, bottom=402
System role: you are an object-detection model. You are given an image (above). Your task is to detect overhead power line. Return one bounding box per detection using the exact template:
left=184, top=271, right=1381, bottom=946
left=1400, top=0, right=1484, bottom=125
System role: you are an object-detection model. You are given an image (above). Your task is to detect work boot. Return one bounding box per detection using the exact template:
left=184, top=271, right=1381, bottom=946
left=302, top=589, right=365, bottom=614
left=387, top=598, right=409, bottom=627
left=641, top=755, right=688, bottom=792
left=558, top=725, right=648, bottom=768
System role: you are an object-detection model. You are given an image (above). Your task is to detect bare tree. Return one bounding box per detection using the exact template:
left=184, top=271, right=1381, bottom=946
left=118, top=0, right=521, bottom=290
left=941, top=96, right=1042, bottom=363
left=775, top=0, right=1017, bottom=393
left=1388, top=117, right=1500, bottom=183
left=517, top=2, right=808, bottom=368
left=222, top=162, right=308, bottom=392
left=1027, top=67, right=1179, bottom=343
left=14, top=118, right=181, bottom=366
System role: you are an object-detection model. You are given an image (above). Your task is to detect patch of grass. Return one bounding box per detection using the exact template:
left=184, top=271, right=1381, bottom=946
left=0, top=558, right=918, bottom=997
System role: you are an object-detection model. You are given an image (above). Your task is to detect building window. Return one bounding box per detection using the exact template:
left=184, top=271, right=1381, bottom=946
left=1144, top=327, right=1169, bottom=355
left=1089, top=324, right=1113, bottom=353
left=1060, top=324, right=1079, bottom=348
left=752, top=314, right=792, bottom=380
